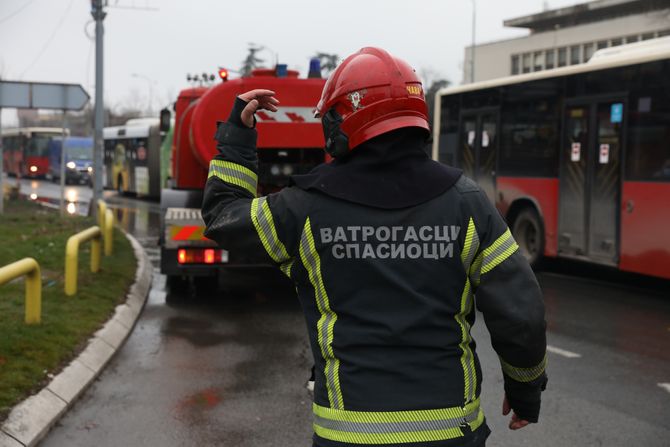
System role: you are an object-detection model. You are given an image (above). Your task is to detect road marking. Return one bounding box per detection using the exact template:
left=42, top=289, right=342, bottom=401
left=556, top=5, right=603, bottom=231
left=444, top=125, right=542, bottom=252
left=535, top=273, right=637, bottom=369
left=547, top=345, right=581, bottom=358
left=658, top=383, right=670, bottom=394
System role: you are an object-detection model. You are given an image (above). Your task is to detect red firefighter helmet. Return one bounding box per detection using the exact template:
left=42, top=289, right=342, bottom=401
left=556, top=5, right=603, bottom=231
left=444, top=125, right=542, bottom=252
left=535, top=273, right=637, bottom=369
left=315, top=47, right=429, bottom=157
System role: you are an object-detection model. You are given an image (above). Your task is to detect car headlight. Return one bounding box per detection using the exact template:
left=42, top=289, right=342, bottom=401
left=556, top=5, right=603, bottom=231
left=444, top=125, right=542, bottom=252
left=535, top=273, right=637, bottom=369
left=66, top=161, right=76, bottom=169
left=87, top=166, right=93, bottom=173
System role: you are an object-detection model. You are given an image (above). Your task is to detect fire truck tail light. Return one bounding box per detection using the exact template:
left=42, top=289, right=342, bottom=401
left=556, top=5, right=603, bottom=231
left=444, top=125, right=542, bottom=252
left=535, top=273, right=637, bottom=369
left=177, top=248, right=227, bottom=264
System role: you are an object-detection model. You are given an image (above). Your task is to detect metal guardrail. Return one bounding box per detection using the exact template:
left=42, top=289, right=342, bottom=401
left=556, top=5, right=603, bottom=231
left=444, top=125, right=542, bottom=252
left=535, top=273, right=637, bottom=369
left=0, top=258, right=42, bottom=324
left=65, top=226, right=102, bottom=296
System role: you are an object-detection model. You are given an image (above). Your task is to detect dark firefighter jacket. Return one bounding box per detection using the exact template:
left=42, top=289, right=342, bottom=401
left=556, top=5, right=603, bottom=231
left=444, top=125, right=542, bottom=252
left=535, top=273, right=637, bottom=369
left=202, top=102, right=548, bottom=447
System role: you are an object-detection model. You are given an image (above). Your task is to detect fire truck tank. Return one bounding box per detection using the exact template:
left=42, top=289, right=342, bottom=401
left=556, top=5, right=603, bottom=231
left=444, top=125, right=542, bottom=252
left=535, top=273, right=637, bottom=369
left=173, top=68, right=326, bottom=190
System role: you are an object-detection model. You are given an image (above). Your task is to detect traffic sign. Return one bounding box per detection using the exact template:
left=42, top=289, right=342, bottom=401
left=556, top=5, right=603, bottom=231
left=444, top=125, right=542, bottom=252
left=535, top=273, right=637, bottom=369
left=0, top=81, right=89, bottom=111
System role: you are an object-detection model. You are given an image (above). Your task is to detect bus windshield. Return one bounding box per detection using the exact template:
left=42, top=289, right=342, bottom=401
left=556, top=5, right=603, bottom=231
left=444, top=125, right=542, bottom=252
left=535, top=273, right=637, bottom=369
left=27, top=135, right=56, bottom=157
left=66, top=145, right=93, bottom=161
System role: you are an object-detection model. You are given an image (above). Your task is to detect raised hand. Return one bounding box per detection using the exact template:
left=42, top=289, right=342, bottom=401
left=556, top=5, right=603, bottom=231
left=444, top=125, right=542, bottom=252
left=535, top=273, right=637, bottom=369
left=238, top=89, right=280, bottom=128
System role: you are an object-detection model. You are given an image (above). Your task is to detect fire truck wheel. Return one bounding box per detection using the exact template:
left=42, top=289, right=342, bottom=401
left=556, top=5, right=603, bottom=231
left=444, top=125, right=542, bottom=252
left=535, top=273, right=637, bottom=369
left=511, top=207, right=544, bottom=269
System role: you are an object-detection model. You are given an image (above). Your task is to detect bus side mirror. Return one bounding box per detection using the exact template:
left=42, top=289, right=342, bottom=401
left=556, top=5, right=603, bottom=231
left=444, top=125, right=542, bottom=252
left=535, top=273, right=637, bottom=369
left=159, top=108, right=171, bottom=133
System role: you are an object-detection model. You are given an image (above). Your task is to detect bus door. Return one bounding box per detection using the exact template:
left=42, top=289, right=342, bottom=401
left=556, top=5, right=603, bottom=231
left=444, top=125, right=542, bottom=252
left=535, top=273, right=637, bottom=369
left=459, top=108, right=499, bottom=202
left=558, top=98, right=625, bottom=265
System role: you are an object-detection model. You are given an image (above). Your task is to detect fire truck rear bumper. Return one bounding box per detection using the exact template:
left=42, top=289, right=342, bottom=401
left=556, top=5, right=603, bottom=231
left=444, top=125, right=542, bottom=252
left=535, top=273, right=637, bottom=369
left=160, top=247, right=274, bottom=277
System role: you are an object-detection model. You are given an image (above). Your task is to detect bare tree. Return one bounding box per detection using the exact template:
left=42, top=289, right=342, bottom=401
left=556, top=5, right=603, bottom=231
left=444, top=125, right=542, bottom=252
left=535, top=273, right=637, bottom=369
left=421, top=68, right=451, bottom=127
left=241, top=44, right=266, bottom=77
left=314, top=52, right=339, bottom=76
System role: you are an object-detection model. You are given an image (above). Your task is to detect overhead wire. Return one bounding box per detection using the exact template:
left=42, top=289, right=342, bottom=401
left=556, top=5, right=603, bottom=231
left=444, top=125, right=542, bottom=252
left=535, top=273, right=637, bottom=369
left=19, top=0, right=76, bottom=79
left=0, top=0, right=40, bottom=26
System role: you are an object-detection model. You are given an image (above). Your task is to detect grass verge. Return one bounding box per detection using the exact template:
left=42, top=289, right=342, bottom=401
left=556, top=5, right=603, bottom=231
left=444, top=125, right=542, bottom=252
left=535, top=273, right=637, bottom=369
left=0, top=199, right=137, bottom=422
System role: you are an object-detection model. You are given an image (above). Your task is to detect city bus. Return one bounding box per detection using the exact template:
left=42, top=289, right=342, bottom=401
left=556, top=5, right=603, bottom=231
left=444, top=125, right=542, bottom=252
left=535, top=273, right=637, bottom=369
left=103, top=118, right=162, bottom=199
left=432, top=37, right=670, bottom=280
left=1, top=127, right=67, bottom=178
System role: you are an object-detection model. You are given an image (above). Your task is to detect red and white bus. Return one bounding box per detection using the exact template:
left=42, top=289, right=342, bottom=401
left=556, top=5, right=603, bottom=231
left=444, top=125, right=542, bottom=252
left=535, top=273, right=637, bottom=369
left=2, top=127, right=67, bottom=178
left=432, top=37, right=670, bottom=280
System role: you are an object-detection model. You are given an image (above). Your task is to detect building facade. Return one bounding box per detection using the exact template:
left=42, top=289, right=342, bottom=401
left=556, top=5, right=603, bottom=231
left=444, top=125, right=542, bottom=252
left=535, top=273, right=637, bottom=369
left=463, top=0, right=670, bottom=83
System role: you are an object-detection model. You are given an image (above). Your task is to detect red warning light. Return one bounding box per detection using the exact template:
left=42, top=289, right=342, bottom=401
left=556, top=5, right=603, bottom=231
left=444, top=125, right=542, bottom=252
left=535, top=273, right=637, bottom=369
left=218, top=68, right=229, bottom=82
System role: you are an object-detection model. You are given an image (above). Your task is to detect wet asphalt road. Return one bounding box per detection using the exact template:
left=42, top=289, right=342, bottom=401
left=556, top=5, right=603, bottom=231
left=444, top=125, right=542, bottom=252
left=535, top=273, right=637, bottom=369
left=19, top=179, right=670, bottom=447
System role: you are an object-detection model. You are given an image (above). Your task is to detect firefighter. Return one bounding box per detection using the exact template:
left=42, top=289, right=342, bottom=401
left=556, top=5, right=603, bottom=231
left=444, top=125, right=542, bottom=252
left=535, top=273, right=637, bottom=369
left=202, top=47, right=547, bottom=447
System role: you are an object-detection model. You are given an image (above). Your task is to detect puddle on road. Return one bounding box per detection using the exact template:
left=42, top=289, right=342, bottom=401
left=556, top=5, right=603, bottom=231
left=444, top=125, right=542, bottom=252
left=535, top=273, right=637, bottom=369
left=161, top=316, right=227, bottom=348
left=109, top=205, right=161, bottom=241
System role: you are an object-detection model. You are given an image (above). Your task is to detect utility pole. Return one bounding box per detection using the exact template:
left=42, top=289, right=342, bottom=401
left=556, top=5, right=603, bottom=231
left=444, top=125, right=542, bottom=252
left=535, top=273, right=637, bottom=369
left=470, top=0, right=476, bottom=83
left=91, top=0, right=106, bottom=219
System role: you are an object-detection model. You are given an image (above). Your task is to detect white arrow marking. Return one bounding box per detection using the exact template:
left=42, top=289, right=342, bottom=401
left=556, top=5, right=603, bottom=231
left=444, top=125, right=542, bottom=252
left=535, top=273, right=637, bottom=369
left=658, top=383, right=670, bottom=394
left=547, top=345, right=581, bottom=358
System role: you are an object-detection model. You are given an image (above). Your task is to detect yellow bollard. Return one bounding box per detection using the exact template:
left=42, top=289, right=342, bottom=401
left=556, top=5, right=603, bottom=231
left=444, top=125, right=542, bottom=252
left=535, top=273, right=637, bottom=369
left=104, top=208, right=114, bottom=256
left=0, top=258, right=42, bottom=324
left=97, top=200, right=107, bottom=230
left=65, top=226, right=102, bottom=296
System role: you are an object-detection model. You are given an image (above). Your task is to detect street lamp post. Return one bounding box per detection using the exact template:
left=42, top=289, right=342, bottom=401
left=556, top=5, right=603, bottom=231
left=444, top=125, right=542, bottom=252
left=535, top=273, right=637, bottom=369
left=91, top=0, right=106, bottom=220
left=471, top=0, right=476, bottom=83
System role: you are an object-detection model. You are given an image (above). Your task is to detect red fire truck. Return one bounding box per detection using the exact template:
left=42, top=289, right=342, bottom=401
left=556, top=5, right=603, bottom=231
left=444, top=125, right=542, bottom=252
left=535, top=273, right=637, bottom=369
left=432, top=37, right=670, bottom=280
left=160, top=67, right=326, bottom=282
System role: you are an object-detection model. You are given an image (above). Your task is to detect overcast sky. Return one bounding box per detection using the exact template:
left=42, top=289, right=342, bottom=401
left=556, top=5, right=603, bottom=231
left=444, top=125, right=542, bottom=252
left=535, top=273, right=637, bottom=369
left=0, top=0, right=580, bottom=125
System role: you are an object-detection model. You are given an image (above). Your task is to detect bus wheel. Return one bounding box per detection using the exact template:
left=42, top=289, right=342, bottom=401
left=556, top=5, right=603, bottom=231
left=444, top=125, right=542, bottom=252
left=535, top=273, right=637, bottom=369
left=512, top=208, right=544, bottom=268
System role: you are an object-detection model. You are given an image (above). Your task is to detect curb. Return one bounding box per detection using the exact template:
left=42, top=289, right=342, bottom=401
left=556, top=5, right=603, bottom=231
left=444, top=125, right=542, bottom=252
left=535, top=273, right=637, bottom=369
left=0, top=232, right=152, bottom=447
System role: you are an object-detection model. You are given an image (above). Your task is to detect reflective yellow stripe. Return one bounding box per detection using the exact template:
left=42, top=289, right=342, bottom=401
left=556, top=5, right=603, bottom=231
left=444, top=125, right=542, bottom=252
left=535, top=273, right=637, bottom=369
left=208, top=159, right=257, bottom=196
left=470, top=228, right=518, bottom=284
left=250, top=197, right=290, bottom=264
left=300, top=218, right=344, bottom=409
left=457, top=217, right=479, bottom=404
left=279, top=259, right=293, bottom=279
left=500, top=353, right=547, bottom=383
left=313, top=399, right=482, bottom=444
left=480, top=228, right=518, bottom=274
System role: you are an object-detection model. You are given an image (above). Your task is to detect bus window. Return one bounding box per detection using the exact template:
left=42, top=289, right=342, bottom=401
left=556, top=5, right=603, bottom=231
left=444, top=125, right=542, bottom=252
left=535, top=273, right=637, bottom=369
left=460, top=118, right=476, bottom=179
left=438, top=97, right=460, bottom=166
left=499, top=82, right=560, bottom=177
left=626, top=67, right=670, bottom=181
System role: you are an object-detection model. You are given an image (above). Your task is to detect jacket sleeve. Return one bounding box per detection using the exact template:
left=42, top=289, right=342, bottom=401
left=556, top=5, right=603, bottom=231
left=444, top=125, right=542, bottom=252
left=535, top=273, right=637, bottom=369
left=201, top=98, right=303, bottom=274
left=464, top=187, right=548, bottom=423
